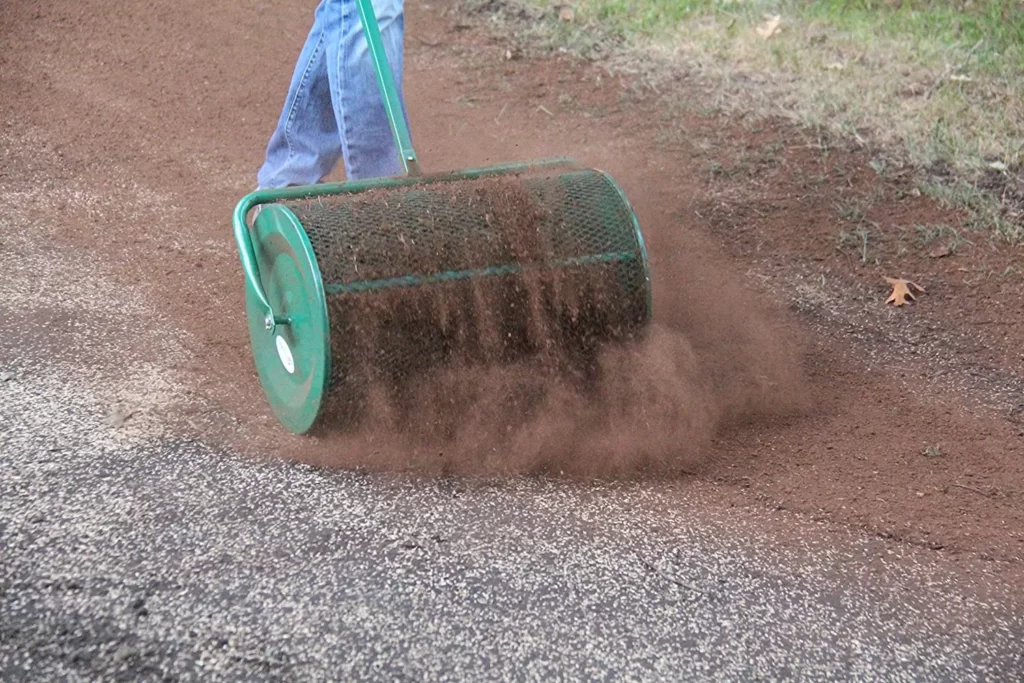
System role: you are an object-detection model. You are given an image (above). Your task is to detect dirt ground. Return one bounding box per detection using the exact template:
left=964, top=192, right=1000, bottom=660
left=2, top=0, right=1023, bottom=573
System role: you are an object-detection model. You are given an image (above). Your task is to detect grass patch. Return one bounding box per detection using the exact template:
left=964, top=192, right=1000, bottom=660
left=838, top=225, right=873, bottom=263
left=575, top=0, right=1021, bottom=68
left=568, top=0, right=1022, bottom=170
left=915, top=222, right=973, bottom=251
left=835, top=195, right=875, bottom=223
left=921, top=176, right=1024, bottom=242
left=466, top=0, right=1024, bottom=239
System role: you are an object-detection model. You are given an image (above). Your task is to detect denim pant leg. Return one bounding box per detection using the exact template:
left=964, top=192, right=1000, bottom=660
left=256, top=1, right=341, bottom=190
left=256, top=0, right=409, bottom=188
left=328, top=0, right=409, bottom=180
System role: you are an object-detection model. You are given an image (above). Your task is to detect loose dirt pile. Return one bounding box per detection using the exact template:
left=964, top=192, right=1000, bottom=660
left=276, top=174, right=809, bottom=478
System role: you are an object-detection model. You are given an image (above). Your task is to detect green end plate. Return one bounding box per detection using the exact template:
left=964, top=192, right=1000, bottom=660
left=245, top=204, right=331, bottom=434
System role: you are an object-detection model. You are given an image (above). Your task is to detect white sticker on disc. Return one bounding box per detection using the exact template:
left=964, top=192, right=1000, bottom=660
left=275, top=335, right=296, bottom=374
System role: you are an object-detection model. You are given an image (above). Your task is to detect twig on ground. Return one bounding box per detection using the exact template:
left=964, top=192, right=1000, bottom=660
left=926, top=39, right=984, bottom=100
left=634, top=551, right=703, bottom=594
left=952, top=482, right=990, bottom=497
left=494, top=102, right=509, bottom=124
left=414, top=35, right=443, bottom=47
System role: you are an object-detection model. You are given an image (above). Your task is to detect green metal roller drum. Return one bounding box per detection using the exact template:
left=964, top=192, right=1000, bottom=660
left=232, top=0, right=652, bottom=435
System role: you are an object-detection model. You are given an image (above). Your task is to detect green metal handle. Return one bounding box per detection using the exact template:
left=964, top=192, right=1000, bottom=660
left=356, top=0, right=420, bottom=177
left=233, top=191, right=294, bottom=332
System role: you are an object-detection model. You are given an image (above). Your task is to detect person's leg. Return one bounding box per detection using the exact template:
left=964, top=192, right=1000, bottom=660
left=327, top=0, right=410, bottom=180
left=256, top=1, right=343, bottom=189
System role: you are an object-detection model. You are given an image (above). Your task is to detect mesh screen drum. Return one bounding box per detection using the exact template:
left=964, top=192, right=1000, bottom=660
left=247, top=168, right=651, bottom=432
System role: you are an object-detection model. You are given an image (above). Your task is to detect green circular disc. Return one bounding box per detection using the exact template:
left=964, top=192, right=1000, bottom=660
left=244, top=204, right=331, bottom=434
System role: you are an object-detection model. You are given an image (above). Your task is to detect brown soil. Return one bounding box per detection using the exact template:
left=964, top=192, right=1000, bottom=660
left=2, top=0, right=1023, bottom=565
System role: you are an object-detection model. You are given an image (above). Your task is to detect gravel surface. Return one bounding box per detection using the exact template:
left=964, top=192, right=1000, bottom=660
left=3, top=364, right=1024, bottom=681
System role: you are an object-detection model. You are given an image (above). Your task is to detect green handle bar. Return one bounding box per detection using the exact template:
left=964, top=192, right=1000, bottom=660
left=355, top=0, right=420, bottom=177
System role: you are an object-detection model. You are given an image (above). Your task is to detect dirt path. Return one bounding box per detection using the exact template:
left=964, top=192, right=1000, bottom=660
left=2, top=0, right=1022, bottom=570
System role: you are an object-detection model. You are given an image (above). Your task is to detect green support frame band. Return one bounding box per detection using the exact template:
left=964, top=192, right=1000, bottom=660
left=596, top=169, right=653, bottom=321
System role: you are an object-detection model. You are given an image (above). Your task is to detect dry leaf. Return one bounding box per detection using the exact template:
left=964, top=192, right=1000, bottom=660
left=824, top=61, right=845, bottom=71
left=885, top=277, right=925, bottom=306
left=756, top=15, right=782, bottom=39
left=928, top=244, right=952, bottom=259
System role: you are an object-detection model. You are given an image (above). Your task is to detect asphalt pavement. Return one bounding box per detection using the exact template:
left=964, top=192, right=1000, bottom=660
left=3, top=364, right=1024, bottom=681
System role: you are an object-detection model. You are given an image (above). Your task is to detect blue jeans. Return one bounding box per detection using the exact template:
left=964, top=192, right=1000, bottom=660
left=256, top=0, right=409, bottom=188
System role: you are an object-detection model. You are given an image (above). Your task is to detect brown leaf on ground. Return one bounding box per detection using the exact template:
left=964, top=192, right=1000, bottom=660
left=885, top=277, right=925, bottom=306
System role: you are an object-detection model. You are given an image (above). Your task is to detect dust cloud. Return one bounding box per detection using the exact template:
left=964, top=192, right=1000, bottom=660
left=278, top=177, right=809, bottom=479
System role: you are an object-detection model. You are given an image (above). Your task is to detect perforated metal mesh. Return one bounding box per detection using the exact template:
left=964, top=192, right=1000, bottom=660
left=282, top=169, right=649, bottom=420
